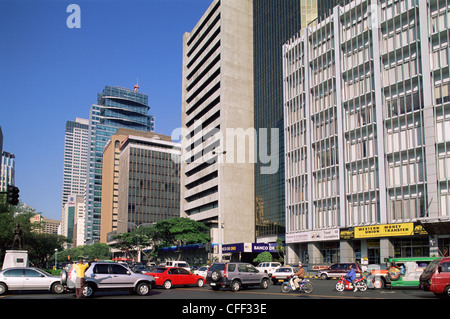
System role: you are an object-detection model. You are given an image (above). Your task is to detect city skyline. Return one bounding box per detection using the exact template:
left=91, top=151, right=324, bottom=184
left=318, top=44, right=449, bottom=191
left=0, top=0, right=212, bottom=220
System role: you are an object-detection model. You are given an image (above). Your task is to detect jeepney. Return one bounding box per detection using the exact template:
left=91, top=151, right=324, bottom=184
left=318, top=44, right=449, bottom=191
left=368, top=257, right=441, bottom=289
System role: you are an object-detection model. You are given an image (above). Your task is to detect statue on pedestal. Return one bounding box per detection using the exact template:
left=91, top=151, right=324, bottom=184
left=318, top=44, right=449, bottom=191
left=11, top=223, right=24, bottom=250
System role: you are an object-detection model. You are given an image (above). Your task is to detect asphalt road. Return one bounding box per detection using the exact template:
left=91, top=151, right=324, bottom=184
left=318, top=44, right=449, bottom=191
left=0, top=278, right=439, bottom=299
left=1, top=279, right=445, bottom=318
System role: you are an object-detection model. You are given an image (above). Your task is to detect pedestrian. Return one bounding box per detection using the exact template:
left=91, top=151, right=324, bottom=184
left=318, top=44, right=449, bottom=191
left=73, top=258, right=89, bottom=299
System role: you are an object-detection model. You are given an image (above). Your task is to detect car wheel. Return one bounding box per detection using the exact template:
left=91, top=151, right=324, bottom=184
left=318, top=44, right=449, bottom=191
left=52, top=282, right=65, bottom=294
left=260, top=278, right=269, bottom=289
left=60, top=270, right=67, bottom=285
left=230, top=280, right=241, bottom=292
left=196, top=278, right=204, bottom=287
left=211, top=270, right=222, bottom=282
left=0, top=283, right=8, bottom=295
left=136, top=282, right=151, bottom=296
left=83, top=283, right=95, bottom=298
left=320, top=273, right=328, bottom=280
left=163, top=280, right=172, bottom=289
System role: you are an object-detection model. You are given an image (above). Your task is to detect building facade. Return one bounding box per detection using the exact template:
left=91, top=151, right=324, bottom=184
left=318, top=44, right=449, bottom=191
left=180, top=0, right=255, bottom=260
left=0, top=151, right=15, bottom=192
left=283, top=0, right=450, bottom=265
left=85, top=85, right=154, bottom=244
left=31, top=214, right=61, bottom=235
left=116, top=133, right=181, bottom=234
left=60, top=118, right=89, bottom=241
left=100, top=128, right=180, bottom=243
left=61, top=195, right=85, bottom=246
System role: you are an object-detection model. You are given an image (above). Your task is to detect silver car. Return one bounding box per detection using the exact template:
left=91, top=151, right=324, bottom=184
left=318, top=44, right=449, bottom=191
left=61, top=262, right=156, bottom=297
left=0, top=267, right=64, bottom=295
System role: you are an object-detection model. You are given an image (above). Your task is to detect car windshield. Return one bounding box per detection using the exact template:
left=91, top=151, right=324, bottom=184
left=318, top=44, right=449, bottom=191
left=423, top=259, right=442, bottom=274
left=39, top=269, right=53, bottom=276
left=209, top=264, right=225, bottom=271
left=150, top=268, right=167, bottom=273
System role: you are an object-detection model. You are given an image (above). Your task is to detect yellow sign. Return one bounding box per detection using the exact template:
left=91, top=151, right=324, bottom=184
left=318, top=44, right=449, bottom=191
left=355, top=223, right=415, bottom=238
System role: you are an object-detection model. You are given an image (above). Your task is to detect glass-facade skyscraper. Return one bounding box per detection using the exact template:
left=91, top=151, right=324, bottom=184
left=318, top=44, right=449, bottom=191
left=253, top=0, right=341, bottom=241
left=85, top=85, right=154, bottom=243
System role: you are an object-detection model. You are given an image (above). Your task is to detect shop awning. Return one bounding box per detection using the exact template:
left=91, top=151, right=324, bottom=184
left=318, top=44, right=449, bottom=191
left=417, top=218, right=450, bottom=236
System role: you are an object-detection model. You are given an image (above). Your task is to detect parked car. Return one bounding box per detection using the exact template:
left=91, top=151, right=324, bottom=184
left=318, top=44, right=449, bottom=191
left=206, top=262, right=270, bottom=292
left=145, top=267, right=205, bottom=289
left=61, top=262, right=156, bottom=297
left=419, top=257, right=450, bottom=298
left=270, top=266, right=298, bottom=285
left=318, top=263, right=362, bottom=280
left=194, top=266, right=209, bottom=278
left=0, top=267, right=64, bottom=295
left=255, top=262, right=281, bottom=276
left=164, top=261, right=190, bottom=272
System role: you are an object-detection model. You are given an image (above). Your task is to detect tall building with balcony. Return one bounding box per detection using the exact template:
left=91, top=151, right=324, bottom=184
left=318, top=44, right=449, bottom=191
left=0, top=151, right=15, bottom=192
left=283, top=0, right=450, bottom=265
left=61, top=118, right=89, bottom=241
left=180, top=0, right=255, bottom=258
left=85, top=85, right=154, bottom=244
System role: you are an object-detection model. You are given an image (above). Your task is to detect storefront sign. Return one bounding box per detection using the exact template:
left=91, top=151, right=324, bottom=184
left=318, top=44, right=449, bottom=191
left=286, top=229, right=340, bottom=244
left=252, top=243, right=277, bottom=253
left=354, top=223, right=415, bottom=238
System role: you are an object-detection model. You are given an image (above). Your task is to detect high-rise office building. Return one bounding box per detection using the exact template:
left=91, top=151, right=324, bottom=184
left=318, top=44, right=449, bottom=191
left=283, top=0, right=450, bottom=265
left=117, top=132, right=180, bottom=233
left=253, top=0, right=341, bottom=242
left=100, top=128, right=180, bottom=243
left=85, top=85, right=154, bottom=244
left=60, top=118, right=89, bottom=242
left=0, top=151, right=15, bottom=192
left=180, top=0, right=255, bottom=259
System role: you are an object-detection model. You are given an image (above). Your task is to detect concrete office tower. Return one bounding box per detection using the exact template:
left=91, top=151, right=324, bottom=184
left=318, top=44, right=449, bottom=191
left=0, top=151, right=15, bottom=192
left=180, top=0, right=255, bottom=258
left=283, top=0, right=450, bottom=265
left=60, top=118, right=89, bottom=243
left=62, top=195, right=85, bottom=247
left=100, top=128, right=180, bottom=243
left=86, top=85, right=154, bottom=244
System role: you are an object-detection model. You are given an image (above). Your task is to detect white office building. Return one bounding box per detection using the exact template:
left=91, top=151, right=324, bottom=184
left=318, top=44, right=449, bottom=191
left=283, top=0, right=450, bottom=265
left=61, top=118, right=89, bottom=241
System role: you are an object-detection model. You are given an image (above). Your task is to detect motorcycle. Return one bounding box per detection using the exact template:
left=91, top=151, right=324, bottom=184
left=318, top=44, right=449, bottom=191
left=281, top=276, right=314, bottom=294
left=335, top=275, right=367, bottom=292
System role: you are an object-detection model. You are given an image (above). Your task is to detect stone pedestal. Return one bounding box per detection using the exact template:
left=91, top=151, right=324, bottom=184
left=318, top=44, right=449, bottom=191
left=2, top=250, right=29, bottom=270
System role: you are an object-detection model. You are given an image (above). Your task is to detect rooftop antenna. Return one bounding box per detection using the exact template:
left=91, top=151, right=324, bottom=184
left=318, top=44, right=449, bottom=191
left=134, top=77, right=139, bottom=93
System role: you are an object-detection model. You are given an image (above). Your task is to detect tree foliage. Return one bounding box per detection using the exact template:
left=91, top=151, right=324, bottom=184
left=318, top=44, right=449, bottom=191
left=0, top=202, right=71, bottom=268
left=111, top=217, right=210, bottom=261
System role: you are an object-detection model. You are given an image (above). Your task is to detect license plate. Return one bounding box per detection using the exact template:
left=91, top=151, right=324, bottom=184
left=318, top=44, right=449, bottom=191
left=210, top=283, right=216, bottom=286
left=278, top=279, right=284, bottom=282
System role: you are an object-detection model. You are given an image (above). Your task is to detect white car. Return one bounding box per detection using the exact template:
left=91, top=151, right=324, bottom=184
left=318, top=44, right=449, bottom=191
left=0, top=267, right=64, bottom=295
left=271, top=266, right=299, bottom=285
left=194, top=266, right=209, bottom=278
left=256, top=262, right=281, bottom=276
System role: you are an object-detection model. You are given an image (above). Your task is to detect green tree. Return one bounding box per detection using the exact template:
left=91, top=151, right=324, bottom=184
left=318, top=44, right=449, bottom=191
left=253, top=251, right=273, bottom=263
left=27, top=233, right=69, bottom=268
left=154, top=217, right=210, bottom=259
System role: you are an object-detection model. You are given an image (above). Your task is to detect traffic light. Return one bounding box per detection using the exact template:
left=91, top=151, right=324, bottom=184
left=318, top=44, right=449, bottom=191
left=7, top=185, right=19, bottom=205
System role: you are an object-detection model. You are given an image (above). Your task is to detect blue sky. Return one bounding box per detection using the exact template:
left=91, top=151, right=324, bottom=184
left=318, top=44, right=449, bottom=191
left=0, top=0, right=212, bottom=220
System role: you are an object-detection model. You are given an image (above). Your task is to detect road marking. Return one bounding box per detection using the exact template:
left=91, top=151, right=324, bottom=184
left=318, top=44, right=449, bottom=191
left=175, top=287, right=387, bottom=299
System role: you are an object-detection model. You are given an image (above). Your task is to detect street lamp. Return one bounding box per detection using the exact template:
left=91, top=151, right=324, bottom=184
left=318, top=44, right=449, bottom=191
left=54, top=248, right=58, bottom=270
left=212, top=148, right=226, bottom=262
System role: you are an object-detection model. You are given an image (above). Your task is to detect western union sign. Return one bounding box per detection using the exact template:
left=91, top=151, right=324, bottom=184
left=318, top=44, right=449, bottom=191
left=355, top=223, right=415, bottom=238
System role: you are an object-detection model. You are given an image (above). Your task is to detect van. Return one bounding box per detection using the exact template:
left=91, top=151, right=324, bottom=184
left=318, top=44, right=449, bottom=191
left=317, top=263, right=362, bottom=280
left=419, top=257, right=450, bottom=298
left=165, top=261, right=190, bottom=272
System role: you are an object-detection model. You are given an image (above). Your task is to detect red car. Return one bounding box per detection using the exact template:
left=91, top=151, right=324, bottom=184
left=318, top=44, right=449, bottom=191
left=145, top=267, right=205, bottom=289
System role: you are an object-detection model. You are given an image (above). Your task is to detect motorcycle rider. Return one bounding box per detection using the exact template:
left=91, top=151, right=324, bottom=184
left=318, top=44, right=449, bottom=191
left=346, top=264, right=358, bottom=292
left=293, top=262, right=306, bottom=290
